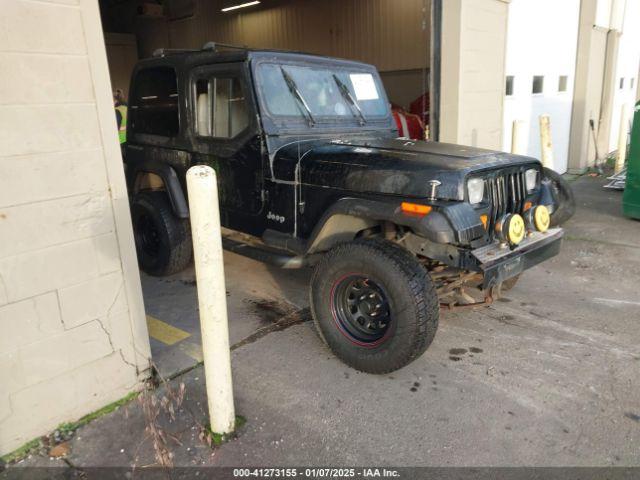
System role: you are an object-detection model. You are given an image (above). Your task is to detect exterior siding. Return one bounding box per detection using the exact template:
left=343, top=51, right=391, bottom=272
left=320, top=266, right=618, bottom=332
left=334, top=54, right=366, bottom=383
left=502, top=0, right=581, bottom=173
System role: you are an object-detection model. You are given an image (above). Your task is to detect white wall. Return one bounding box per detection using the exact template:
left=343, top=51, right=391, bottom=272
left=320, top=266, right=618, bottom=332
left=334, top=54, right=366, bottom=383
left=0, top=0, right=150, bottom=455
left=502, top=0, right=580, bottom=173
left=607, top=0, right=640, bottom=152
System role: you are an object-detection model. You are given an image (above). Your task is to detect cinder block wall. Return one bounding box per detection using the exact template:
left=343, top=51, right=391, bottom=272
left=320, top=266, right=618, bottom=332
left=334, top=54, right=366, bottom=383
left=0, top=0, right=151, bottom=455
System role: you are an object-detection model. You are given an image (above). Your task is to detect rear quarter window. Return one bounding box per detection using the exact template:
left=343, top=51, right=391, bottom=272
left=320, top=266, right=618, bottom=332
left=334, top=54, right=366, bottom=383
left=130, top=67, right=180, bottom=137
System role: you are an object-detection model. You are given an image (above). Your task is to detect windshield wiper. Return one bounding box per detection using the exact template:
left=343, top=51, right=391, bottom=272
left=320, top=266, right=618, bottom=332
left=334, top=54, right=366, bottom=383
left=332, top=74, right=367, bottom=126
left=280, top=67, right=315, bottom=127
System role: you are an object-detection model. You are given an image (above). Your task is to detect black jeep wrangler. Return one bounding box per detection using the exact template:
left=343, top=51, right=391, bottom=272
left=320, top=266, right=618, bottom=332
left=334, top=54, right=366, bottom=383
left=124, top=44, right=569, bottom=374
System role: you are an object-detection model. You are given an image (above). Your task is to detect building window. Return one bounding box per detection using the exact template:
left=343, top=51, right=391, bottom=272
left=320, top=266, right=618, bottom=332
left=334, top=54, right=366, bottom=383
left=620, top=77, right=625, bottom=89
left=505, top=76, right=514, bottom=96
left=130, top=67, right=179, bottom=137
left=195, top=76, right=249, bottom=139
left=558, top=76, right=568, bottom=92
left=532, top=76, right=544, bottom=94
left=631, top=78, right=635, bottom=90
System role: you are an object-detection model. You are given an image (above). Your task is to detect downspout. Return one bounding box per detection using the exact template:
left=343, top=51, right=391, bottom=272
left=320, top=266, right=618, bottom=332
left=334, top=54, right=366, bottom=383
left=596, top=27, right=616, bottom=160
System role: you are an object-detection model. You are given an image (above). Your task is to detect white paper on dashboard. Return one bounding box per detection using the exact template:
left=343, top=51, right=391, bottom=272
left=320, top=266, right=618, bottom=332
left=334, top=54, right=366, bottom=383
left=350, top=73, right=379, bottom=100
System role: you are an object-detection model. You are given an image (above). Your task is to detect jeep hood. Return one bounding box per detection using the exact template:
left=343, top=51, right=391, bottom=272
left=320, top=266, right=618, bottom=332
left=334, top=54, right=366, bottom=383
left=271, top=137, right=540, bottom=201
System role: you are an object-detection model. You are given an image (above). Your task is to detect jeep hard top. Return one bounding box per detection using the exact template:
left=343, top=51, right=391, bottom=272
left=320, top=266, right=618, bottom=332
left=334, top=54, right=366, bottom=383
left=124, top=44, right=570, bottom=373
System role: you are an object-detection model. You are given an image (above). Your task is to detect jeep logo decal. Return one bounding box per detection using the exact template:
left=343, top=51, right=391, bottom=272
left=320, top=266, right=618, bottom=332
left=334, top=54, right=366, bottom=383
left=267, top=211, right=285, bottom=223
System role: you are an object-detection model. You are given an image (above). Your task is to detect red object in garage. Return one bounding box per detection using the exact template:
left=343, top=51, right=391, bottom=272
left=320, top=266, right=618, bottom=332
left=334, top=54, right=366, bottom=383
left=392, top=106, right=426, bottom=140
left=409, top=92, right=430, bottom=126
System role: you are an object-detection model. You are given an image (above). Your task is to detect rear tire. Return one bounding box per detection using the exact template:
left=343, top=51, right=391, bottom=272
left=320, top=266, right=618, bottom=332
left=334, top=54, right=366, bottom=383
left=310, top=239, right=439, bottom=374
left=131, top=191, right=192, bottom=276
left=543, top=167, right=575, bottom=226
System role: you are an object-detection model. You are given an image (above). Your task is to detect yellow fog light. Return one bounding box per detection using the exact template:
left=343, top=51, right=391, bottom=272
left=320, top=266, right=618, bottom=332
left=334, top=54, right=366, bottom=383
left=507, top=214, right=525, bottom=244
left=495, top=214, right=526, bottom=245
left=533, top=205, right=550, bottom=232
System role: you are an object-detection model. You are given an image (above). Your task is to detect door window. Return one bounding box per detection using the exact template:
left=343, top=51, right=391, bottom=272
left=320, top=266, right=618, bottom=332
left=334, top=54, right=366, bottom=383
left=195, top=76, right=248, bottom=139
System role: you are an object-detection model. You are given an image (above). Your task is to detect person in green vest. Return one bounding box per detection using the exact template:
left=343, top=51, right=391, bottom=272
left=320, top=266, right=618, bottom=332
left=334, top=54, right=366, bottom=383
left=114, top=89, right=128, bottom=144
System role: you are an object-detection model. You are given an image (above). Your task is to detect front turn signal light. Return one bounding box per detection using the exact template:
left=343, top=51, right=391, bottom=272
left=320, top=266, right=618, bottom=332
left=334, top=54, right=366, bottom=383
left=401, top=202, right=432, bottom=216
left=480, top=214, right=488, bottom=230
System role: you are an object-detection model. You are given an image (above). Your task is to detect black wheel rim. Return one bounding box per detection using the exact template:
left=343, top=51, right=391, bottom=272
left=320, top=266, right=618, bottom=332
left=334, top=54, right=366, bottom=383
left=330, top=274, right=392, bottom=346
left=136, top=213, right=162, bottom=258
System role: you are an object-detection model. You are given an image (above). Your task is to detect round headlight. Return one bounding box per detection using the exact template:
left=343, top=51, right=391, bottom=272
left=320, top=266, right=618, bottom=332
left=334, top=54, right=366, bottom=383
left=467, top=178, right=485, bottom=204
left=525, top=169, right=538, bottom=192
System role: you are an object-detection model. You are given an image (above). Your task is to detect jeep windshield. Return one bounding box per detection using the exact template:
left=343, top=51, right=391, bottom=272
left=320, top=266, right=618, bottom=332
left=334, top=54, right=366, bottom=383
left=254, top=61, right=391, bottom=131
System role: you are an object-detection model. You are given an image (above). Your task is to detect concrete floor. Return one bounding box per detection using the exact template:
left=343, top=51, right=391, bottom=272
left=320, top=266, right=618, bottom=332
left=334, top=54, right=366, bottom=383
left=9, top=175, right=640, bottom=468
left=142, top=252, right=311, bottom=378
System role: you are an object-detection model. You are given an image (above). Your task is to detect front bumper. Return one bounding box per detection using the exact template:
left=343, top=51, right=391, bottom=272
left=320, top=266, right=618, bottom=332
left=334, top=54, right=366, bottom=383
left=471, top=228, right=563, bottom=289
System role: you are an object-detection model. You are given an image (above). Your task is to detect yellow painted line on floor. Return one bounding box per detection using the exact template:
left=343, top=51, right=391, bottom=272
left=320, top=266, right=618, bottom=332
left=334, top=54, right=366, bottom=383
left=146, top=315, right=191, bottom=345
left=179, top=341, right=204, bottom=362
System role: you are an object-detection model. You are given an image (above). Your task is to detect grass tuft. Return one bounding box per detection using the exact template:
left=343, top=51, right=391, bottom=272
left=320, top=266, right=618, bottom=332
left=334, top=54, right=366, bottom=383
left=203, top=415, right=247, bottom=446
left=1, top=438, right=41, bottom=464
left=1, top=391, right=140, bottom=465
left=57, top=391, right=140, bottom=436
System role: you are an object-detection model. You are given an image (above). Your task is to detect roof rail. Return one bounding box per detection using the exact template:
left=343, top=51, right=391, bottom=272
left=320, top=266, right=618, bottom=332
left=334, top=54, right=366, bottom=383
left=152, top=48, right=200, bottom=58
left=151, top=42, right=248, bottom=58
left=201, top=41, right=248, bottom=51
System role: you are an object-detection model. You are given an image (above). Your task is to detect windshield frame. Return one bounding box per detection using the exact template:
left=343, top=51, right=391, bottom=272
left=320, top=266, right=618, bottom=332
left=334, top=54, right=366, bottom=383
left=249, top=52, right=395, bottom=136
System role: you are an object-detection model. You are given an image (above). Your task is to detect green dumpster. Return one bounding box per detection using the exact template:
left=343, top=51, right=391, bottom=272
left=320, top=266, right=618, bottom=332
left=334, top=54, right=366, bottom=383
left=623, top=101, right=640, bottom=219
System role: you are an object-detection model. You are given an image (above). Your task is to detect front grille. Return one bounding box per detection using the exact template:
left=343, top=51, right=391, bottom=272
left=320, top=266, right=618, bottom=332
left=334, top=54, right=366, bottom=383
left=484, top=169, right=528, bottom=233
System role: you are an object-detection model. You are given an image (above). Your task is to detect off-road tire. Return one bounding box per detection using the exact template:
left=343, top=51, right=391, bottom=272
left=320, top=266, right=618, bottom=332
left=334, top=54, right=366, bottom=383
left=543, top=167, right=575, bottom=226
left=310, top=239, right=439, bottom=374
left=131, top=191, right=192, bottom=276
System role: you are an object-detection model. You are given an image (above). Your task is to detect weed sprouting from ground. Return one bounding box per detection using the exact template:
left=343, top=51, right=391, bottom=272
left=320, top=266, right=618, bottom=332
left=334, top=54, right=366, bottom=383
left=137, top=378, right=187, bottom=468
left=133, top=362, right=245, bottom=470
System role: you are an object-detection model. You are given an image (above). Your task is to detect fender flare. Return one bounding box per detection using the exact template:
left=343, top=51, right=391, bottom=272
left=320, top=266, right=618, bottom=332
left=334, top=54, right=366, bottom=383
left=305, top=197, right=459, bottom=254
left=129, top=161, right=189, bottom=219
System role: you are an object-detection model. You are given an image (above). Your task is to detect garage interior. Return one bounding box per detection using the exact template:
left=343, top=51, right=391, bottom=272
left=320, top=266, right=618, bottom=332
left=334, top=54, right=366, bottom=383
left=101, top=0, right=432, bottom=122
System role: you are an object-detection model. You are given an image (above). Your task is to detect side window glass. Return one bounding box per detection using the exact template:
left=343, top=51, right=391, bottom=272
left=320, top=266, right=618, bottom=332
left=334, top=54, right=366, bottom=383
left=131, top=67, right=179, bottom=137
left=195, top=76, right=248, bottom=139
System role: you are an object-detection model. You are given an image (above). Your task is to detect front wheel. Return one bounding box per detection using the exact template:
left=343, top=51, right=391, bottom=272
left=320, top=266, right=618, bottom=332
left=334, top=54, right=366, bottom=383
left=310, top=239, right=439, bottom=374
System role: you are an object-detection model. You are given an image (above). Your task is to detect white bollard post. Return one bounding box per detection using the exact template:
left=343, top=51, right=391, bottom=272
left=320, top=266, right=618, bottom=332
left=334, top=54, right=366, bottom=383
left=511, top=120, right=525, bottom=154
left=616, top=105, right=629, bottom=173
left=539, top=114, right=554, bottom=169
left=186, top=165, right=235, bottom=434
